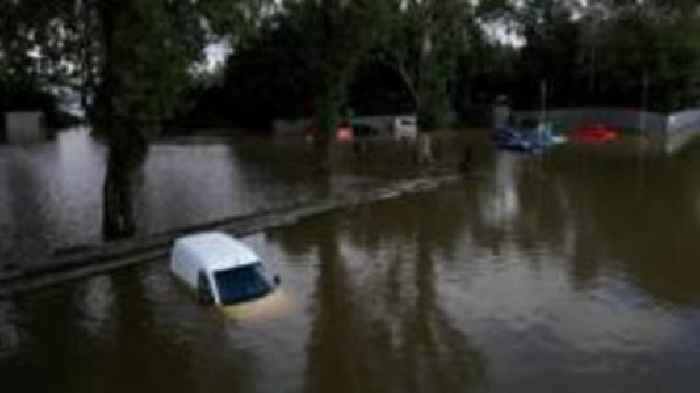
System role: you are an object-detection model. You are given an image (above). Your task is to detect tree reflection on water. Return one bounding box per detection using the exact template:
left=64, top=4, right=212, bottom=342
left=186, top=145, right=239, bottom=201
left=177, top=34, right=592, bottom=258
left=298, top=197, right=486, bottom=393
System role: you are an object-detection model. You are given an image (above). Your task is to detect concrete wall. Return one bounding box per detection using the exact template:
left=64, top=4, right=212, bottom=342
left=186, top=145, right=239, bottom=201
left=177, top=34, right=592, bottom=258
left=5, top=112, right=45, bottom=144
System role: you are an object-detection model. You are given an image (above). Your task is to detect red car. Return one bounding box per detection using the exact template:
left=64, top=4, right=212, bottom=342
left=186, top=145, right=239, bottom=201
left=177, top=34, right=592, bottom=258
left=336, top=121, right=354, bottom=142
left=570, top=123, right=620, bottom=143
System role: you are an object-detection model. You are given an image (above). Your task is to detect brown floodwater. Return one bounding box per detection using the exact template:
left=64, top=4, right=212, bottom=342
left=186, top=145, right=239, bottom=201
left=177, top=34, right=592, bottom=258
left=2, top=133, right=700, bottom=392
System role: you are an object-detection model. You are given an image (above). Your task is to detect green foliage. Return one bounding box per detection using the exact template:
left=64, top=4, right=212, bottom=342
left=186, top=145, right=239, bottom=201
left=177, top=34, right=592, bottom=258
left=1, top=0, right=269, bottom=134
left=90, top=0, right=274, bottom=157
left=89, top=0, right=268, bottom=238
left=0, top=0, right=80, bottom=128
left=220, top=5, right=317, bottom=127
left=186, top=0, right=700, bottom=126
left=0, top=0, right=77, bottom=82
left=374, top=0, right=477, bottom=130
left=211, top=0, right=386, bottom=130
left=302, top=0, right=387, bottom=134
left=505, top=0, right=700, bottom=112
left=593, top=4, right=700, bottom=111
left=513, top=0, right=580, bottom=107
left=6, top=0, right=700, bottom=138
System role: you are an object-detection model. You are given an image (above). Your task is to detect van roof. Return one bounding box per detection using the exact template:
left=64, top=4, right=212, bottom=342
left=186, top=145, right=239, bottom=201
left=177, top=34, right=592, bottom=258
left=174, top=232, right=259, bottom=272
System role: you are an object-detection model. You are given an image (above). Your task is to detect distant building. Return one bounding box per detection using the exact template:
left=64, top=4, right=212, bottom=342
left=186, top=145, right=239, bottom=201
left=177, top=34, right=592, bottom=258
left=4, top=111, right=45, bottom=144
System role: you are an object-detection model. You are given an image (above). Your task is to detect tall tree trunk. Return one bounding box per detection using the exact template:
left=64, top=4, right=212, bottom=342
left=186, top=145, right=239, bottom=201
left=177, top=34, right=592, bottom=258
left=311, top=0, right=344, bottom=174
left=101, top=115, right=148, bottom=240
left=312, top=82, right=338, bottom=174
left=103, top=147, right=136, bottom=239
left=97, top=0, right=149, bottom=240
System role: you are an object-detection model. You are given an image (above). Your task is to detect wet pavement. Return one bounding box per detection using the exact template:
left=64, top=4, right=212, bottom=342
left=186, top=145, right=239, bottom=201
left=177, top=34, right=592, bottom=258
left=2, top=133, right=700, bottom=392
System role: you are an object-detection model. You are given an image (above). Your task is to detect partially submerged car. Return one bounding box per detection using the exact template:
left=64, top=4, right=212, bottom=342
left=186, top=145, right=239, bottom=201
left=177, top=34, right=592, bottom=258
left=492, top=120, right=566, bottom=153
left=570, top=123, right=620, bottom=143
left=336, top=120, right=354, bottom=142
left=170, top=232, right=281, bottom=306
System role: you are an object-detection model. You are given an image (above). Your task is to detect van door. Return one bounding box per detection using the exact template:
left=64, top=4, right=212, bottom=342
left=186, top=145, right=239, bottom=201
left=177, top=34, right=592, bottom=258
left=197, top=271, right=215, bottom=305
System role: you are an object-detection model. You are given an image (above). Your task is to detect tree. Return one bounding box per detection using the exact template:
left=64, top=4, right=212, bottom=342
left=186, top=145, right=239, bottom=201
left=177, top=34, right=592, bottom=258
left=2, top=0, right=264, bottom=238
left=215, top=3, right=319, bottom=128
left=584, top=0, right=700, bottom=111
left=290, top=0, right=385, bottom=168
left=376, top=0, right=476, bottom=131
left=512, top=0, right=581, bottom=109
left=91, top=0, right=273, bottom=238
left=0, top=0, right=80, bottom=129
left=61, top=0, right=270, bottom=239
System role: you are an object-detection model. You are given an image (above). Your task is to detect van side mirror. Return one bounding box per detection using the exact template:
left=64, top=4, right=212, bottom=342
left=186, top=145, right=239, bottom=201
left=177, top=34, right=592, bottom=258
left=273, top=274, right=281, bottom=286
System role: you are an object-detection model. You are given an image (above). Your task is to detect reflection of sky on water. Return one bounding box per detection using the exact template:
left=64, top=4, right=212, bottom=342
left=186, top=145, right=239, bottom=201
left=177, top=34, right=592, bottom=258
left=0, top=129, right=327, bottom=265
left=136, top=144, right=239, bottom=233
left=441, top=254, right=680, bottom=350
left=75, top=275, right=115, bottom=339
left=53, top=128, right=104, bottom=245
left=478, top=153, right=522, bottom=228
left=436, top=223, right=700, bottom=391
left=0, top=152, right=13, bottom=262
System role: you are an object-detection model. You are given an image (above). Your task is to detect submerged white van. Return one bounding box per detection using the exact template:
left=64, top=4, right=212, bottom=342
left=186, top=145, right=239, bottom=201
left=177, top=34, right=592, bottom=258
left=170, top=232, right=280, bottom=306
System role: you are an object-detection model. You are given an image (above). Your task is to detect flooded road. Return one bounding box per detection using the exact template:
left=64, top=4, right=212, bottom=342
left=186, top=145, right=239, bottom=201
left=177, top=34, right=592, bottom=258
left=0, top=128, right=362, bottom=265
left=3, top=137, right=700, bottom=392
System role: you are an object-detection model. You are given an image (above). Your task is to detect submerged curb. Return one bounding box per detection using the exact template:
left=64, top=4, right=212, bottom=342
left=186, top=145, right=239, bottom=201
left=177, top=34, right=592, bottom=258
left=0, top=173, right=466, bottom=297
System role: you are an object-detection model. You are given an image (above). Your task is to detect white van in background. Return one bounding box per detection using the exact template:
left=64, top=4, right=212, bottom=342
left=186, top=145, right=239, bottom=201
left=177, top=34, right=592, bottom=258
left=393, top=115, right=418, bottom=141
left=170, top=232, right=280, bottom=306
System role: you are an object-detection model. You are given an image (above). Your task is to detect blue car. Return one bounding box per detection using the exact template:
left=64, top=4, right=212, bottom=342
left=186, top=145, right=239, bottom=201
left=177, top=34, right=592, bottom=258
left=492, top=122, right=566, bottom=153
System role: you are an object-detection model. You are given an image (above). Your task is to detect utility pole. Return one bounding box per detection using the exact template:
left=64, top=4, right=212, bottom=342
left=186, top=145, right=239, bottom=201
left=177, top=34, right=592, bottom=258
left=639, top=69, right=649, bottom=133
left=540, top=79, right=548, bottom=124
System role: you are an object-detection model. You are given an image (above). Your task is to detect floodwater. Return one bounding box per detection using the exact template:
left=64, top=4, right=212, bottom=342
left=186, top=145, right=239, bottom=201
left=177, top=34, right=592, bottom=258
left=0, top=128, right=370, bottom=266
left=3, top=131, right=700, bottom=392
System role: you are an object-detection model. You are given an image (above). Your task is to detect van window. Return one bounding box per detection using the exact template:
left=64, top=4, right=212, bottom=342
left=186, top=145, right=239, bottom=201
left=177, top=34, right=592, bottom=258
left=214, top=263, right=273, bottom=305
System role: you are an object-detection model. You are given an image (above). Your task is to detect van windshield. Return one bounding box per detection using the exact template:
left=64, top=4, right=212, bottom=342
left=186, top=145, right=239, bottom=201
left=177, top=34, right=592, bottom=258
left=214, top=263, right=273, bottom=305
